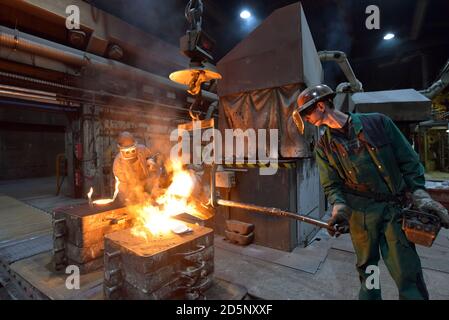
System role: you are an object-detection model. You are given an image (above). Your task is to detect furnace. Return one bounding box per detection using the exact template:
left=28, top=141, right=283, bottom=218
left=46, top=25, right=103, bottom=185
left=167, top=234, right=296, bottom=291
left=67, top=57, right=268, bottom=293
left=103, top=222, right=214, bottom=300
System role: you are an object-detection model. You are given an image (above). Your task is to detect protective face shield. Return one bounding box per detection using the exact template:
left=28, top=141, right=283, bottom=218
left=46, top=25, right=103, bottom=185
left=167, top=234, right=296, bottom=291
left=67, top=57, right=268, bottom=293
left=117, top=131, right=138, bottom=160
left=292, top=103, right=319, bottom=135
left=293, top=84, right=335, bottom=134
left=119, top=144, right=137, bottom=160
left=292, top=109, right=305, bottom=135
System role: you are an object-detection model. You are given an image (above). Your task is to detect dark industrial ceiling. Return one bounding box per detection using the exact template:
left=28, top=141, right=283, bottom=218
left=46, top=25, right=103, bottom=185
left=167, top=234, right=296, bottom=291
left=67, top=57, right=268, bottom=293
left=89, top=0, right=449, bottom=92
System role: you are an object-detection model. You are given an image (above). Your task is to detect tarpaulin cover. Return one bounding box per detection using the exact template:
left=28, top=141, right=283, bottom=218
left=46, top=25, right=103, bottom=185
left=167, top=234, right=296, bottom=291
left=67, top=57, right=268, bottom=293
left=218, top=84, right=316, bottom=158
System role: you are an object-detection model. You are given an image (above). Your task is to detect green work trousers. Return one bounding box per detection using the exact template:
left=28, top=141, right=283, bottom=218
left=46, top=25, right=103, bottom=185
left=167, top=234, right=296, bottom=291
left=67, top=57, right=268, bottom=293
left=349, top=202, right=429, bottom=300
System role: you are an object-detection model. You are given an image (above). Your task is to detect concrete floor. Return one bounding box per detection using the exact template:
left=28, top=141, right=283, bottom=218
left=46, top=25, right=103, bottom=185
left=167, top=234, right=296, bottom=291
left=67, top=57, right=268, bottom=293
left=1, top=176, right=449, bottom=300
left=0, top=176, right=85, bottom=213
left=0, top=176, right=56, bottom=199
left=215, top=228, right=449, bottom=299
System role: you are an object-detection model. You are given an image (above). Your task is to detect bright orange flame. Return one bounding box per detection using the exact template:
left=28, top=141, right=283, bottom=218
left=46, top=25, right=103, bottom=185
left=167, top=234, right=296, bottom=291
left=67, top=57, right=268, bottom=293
left=92, top=198, right=114, bottom=205
left=87, top=187, right=93, bottom=201
left=88, top=177, right=120, bottom=205
left=131, top=160, right=198, bottom=238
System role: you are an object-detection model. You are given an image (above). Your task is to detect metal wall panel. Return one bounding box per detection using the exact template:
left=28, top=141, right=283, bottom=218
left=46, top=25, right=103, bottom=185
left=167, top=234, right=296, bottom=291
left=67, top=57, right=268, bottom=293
left=296, top=158, right=325, bottom=247
left=225, top=166, right=298, bottom=251
left=217, top=2, right=322, bottom=97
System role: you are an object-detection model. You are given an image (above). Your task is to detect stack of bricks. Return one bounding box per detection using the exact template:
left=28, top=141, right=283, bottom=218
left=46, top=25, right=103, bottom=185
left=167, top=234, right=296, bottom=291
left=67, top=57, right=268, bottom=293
left=103, top=222, right=214, bottom=300
left=52, top=202, right=133, bottom=273
left=225, top=219, right=255, bottom=245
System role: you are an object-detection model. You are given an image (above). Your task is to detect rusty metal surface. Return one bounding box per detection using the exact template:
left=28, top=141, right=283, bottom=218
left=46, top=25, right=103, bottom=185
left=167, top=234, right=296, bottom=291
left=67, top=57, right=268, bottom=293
left=104, top=233, right=214, bottom=275
left=118, top=274, right=213, bottom=300
left=9, top=251, right=104, bottom=300
left=225, top=230, right=254, bottom=246
left=123, top=258, right=214, bottom=294
left=67, top=257, right=104, bottom=275
left=66, top=219, right=133, bottom=248
left=105, top=223, right=213, bottom=258
left=54, top=202, right=125, bottom=218
left=65, top=241, right=104, bottom=264
left=104, top=224, right=214, bottom=300
left=3, top=0, right=189, bottom=70
left=52, top=203, right=133, bottom=273
left=225, top=220, right=254, bottom=235
left=173, top=213, right=215, bottom=230
left=54, top=204, right=133, bottom=247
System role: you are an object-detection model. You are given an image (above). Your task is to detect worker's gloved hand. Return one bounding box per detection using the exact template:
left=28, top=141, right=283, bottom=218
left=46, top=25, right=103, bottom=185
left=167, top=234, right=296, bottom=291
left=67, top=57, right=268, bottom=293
left=412, top=189, right=449, bottom=228
left=147, top=158, right=157, bottom=171
left=328, top=203, right=351, bottom=237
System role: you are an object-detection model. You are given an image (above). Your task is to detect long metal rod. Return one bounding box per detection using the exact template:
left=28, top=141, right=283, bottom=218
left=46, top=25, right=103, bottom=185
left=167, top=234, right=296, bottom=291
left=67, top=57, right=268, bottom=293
left=216, top=198, right=331, bottom=231
left=209, top=166, right=331, bottom=231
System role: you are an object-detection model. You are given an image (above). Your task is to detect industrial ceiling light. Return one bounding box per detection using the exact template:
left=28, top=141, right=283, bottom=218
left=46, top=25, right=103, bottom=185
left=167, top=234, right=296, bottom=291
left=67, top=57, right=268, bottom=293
left=383, top=33, right=395, bottom=40
left=240, top=10, right=251, bottom=19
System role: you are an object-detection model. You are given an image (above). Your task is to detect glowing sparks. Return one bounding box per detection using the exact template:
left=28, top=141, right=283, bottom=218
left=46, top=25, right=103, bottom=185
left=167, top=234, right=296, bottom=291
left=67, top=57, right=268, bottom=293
left=92, top=198, right=114, bottom=205
left=87, top=176, right=121, bottom=205
left=87, top=187, right=93, bottom=204
left=112, top=176, right=120, bottom=200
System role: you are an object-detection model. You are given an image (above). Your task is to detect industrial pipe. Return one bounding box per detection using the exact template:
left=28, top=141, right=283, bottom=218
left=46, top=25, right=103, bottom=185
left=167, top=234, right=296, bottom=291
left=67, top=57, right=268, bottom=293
left=205, top=100, right=218, bottom=119
left=0, top=26, right=218, bottom=102
left=419, top=58, right=449, bottom=99
left=0, top=71, right=207, bottom=115
left=318, top=50, right=363, bottom=93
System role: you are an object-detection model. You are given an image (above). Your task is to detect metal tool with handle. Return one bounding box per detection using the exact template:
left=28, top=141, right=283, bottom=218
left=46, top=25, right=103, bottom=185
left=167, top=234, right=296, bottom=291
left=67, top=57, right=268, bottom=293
left=209, top=165, right=334, bottom=232
left=402, top=208, right=441, bottom=247
left=216, top=198, right=332, bottom=231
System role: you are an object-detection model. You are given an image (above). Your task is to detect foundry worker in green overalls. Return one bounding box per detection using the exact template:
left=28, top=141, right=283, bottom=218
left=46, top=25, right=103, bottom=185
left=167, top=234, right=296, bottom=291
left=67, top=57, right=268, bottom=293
left=292, top=84, right=449, bottom=300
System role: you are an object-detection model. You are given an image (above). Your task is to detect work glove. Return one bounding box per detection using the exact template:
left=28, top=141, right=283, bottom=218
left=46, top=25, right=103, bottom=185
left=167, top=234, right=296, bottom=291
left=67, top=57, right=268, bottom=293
left=328, top=203, right=351, bottom=237
left=412, top=189, right=449, bottom=228
left=147, top=158, right=157, bottom=171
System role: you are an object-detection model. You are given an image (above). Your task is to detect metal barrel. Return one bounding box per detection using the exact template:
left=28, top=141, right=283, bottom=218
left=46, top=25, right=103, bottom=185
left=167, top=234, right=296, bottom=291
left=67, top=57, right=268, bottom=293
left=216, top=198, right=331, bottom=231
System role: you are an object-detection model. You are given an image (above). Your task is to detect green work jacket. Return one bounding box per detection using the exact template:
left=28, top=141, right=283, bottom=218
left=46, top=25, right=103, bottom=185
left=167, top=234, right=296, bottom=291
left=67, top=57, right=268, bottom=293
left=315, top=112, right=425, bottom=206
